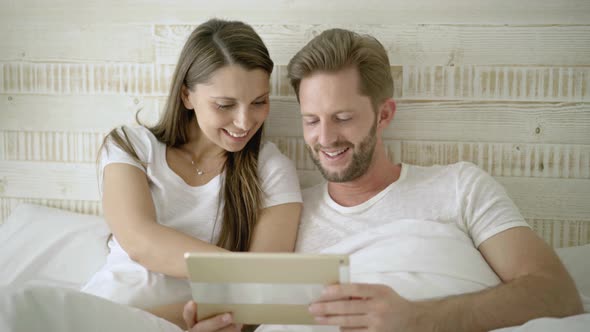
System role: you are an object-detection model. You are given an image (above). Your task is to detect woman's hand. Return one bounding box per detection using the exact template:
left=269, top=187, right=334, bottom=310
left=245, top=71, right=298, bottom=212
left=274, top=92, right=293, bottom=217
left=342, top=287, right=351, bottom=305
left=183, top=301, right=243, bottom=332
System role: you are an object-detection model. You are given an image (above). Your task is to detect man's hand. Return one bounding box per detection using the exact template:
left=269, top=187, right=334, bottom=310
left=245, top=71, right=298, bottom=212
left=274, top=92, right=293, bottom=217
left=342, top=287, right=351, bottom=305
left=308, top=283, right=428, bottom=332
left=183, top=301, right=243, bottom=332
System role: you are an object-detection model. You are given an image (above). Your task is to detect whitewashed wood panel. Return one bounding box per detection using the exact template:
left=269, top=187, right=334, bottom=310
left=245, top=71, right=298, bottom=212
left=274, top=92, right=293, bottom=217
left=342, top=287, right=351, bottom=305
left=0, top=63, right=175, bottom=96
left=0, top=24, right=154, bottom=63
left=268, top=137, right=590, bottom=179
left=0, top=197, right=102, bottom=224
left=0, top=161, right=99, bottom=201
left=397, top=141, right=590, bottom=179
left=5, top=63, right=588, bottom=102
left=155, top=24, right=590, bottom=65
left=2, top=0, right=589, bottom=25
left=266, top=98, right=590, bottom=144
left=497, top=177, right=590, bottom=221
left=0, top=95, right=161, bottom=132
left=529, top=219, right=589, bottom=248
left=0, top=63, right=402, bottom=99
left=0, top=131, right=105, bottom=163
left=403, top=66, right=590, bottom=101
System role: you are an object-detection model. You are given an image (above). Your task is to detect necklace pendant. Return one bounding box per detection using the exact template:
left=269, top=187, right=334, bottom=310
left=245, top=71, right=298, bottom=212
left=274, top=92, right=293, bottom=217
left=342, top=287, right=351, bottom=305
left=196, top=169, right=204, bottom=176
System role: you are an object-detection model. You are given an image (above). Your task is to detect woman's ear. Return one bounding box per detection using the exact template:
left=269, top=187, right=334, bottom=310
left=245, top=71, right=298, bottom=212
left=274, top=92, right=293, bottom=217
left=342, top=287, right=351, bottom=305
left=377, top=98, right=396, bottom=128
left=181, top=85, right=195, bottom=110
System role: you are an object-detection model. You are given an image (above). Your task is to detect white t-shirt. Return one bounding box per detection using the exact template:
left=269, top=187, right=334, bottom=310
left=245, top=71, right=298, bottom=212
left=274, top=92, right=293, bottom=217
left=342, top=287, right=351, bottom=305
left=256, top=162, right=529, bottom=332
left=81, top=126, right=302, bottom=308
left=296, top=161, right=529, bottom=253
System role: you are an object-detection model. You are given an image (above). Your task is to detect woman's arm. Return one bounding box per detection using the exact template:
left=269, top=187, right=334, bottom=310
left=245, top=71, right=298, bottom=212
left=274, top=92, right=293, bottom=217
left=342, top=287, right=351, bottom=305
left=248, top=202, right=302, bottom=252
left=102, top=163, right=227, bottom=279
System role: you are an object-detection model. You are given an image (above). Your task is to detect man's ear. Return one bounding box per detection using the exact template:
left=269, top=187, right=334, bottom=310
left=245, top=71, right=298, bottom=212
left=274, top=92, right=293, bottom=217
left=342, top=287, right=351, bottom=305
left=180, top=85, right=194, bottom=110
left=377, top=98, right=396, bottom=128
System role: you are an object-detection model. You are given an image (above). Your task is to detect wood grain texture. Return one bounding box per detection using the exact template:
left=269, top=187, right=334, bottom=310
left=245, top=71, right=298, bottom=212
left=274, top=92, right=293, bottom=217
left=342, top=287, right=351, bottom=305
left=2, top=0, right=589, bottom=25
left=0, top=131, right=105, bottom=163
left=403, top=66, right=590, bottom=101
left=529, top=219, right=589, bottom=248
left=0, top=63, right=175, bottom=96
left=0, top=23, right=154, bottom=63
left=267, top=137, right=590, bottom=179
left=266, top=98, right=590, bottom=144
left=154, top=24, right=590, bottom=65
left=0, top=95, right=160, bottom=132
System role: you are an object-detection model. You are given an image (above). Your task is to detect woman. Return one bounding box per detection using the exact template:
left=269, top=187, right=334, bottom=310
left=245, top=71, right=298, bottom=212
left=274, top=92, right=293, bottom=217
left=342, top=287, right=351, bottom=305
left=81, top=18, right=302, bottom=312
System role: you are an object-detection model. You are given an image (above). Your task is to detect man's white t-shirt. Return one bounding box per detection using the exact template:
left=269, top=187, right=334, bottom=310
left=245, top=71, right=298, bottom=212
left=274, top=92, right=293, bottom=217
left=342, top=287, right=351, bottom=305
left=81, top=126, right=302, bottom=308
left=256, top=162, right=530, bottom=332
left=296, top=161, right=529, bottom=253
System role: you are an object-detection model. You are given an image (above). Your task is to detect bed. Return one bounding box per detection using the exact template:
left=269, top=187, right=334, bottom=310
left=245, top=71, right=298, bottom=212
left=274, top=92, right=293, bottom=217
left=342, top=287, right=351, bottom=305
left=0, top=203, right=589, bottom=332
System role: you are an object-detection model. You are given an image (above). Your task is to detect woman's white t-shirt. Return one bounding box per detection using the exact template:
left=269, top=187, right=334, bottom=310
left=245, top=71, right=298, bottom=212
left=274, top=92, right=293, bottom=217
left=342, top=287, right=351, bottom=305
left=81, top=126, right=302, bottom=308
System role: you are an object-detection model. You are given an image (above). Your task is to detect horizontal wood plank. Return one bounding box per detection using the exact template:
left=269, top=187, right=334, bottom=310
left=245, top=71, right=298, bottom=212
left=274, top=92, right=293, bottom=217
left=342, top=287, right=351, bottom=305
left=529, top=218, right=589, bottom=248
left=1, top=1, right=589, bottom=25
left=267, top=137, right=590, bottom=179
left=0, top=131, right=105, bottom=163
left=3, top=95, right=588, bottom=153
left=402, top=65, right=590, bottom=101
left=4, top=63, right=589, bottom=103
left=0, top=95, right=161, bottom=132
left=155, top=24, right=590, bottom=65
left=0, top=63, right=175, bottom=96
left=0, top=23, right=154, bottom=63
left=0, top=161, right=99, bottom=201
left=266, top=98, right=590, bottom=144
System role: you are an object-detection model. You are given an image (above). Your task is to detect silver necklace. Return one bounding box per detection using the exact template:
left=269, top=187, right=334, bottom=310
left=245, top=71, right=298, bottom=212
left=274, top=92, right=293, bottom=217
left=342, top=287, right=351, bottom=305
left=190, top=159, right=205, bottom=176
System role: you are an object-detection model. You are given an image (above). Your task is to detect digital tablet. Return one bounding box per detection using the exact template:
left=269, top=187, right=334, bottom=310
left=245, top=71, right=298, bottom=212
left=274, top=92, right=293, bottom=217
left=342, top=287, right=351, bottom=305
left=184, top=252, right=350, bottom=324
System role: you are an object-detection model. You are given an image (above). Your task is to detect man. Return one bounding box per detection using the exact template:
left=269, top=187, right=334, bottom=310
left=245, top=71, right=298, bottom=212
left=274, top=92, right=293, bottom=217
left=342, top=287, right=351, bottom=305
left=184, top=28, right=583, bottom=332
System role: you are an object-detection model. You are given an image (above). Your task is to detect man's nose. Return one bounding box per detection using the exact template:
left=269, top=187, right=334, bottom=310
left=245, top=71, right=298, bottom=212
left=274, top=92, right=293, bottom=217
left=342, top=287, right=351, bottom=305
left=317, top=121, right=338, bottom=147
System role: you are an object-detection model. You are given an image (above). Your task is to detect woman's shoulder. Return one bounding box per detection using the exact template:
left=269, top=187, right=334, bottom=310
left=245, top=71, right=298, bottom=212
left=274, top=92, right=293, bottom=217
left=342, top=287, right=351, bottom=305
left=103, top=125, right=161, bottom=163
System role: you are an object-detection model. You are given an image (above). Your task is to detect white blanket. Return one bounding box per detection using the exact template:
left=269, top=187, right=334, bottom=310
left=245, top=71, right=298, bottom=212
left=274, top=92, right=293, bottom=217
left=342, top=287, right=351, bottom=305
left=258, top=219, right=590, bottom=332
left=0, top=283, right=182, bottom=332
left=1, top=218, right=588, bottom=332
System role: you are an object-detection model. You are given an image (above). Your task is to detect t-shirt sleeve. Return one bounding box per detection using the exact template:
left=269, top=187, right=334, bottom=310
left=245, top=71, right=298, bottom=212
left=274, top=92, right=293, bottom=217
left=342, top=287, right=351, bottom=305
left=98, top=126, right=153, bottom=190
left=257, top=142, right=303, bottom=208
left=457, top=162, right=530, bottom=247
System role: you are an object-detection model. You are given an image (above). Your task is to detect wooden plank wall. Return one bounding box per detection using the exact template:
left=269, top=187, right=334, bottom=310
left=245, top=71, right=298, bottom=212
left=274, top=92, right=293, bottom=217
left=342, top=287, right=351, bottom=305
left=0, top=0, right=589, bottom=248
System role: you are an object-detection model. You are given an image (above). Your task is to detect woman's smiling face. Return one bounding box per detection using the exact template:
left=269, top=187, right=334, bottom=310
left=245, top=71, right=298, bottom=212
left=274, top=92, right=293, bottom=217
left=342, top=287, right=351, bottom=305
left=182, top=64, right=270, bottom=153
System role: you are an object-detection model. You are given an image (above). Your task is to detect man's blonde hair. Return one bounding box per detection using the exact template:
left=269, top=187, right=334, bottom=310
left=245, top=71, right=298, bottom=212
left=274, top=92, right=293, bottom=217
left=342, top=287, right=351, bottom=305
left=287, top=28, right=393, bottom=109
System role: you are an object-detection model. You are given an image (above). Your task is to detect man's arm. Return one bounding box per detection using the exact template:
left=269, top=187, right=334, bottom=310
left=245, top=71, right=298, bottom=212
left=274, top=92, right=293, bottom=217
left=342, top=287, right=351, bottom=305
left=427, top=226, right=583, bottom=331
left=309, top=227, right=583, bottom=332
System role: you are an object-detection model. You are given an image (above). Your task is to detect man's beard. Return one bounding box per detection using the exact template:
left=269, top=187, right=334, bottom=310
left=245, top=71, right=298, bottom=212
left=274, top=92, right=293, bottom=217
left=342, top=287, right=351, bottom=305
left=307, top=120, right=377, bottom=183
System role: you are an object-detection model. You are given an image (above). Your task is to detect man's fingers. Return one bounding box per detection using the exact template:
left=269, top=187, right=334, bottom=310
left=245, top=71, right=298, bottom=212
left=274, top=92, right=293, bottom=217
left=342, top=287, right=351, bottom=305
left=182, top=301, right=198, bottom=329
left=316, top=283, right=383, bottom=301
left=309, top=298, right=370, bottom=316
left=313, top=313, right=369, bottom=327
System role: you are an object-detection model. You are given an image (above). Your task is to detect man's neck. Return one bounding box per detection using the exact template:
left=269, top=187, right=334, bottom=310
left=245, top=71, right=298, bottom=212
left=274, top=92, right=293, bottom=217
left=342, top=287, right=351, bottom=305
left=327, top=152, right=402, bottom=207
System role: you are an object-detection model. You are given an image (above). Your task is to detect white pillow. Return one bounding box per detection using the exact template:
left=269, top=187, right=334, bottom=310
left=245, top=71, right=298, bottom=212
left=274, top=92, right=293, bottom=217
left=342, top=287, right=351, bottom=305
left=556, top=244, right=590, bottom=298
left=0, top=203, right=110, bottom=290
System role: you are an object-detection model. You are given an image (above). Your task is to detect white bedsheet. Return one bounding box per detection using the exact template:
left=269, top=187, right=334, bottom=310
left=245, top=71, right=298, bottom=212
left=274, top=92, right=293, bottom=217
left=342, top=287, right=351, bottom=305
left=0, top=283, right=182, bottom=332
left=1, top=206, right=589, bottom=331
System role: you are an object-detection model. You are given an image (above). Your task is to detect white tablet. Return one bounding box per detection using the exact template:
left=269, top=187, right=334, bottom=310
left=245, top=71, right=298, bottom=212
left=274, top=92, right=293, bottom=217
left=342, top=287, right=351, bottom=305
left=184, top=252, right=350, bottom=324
